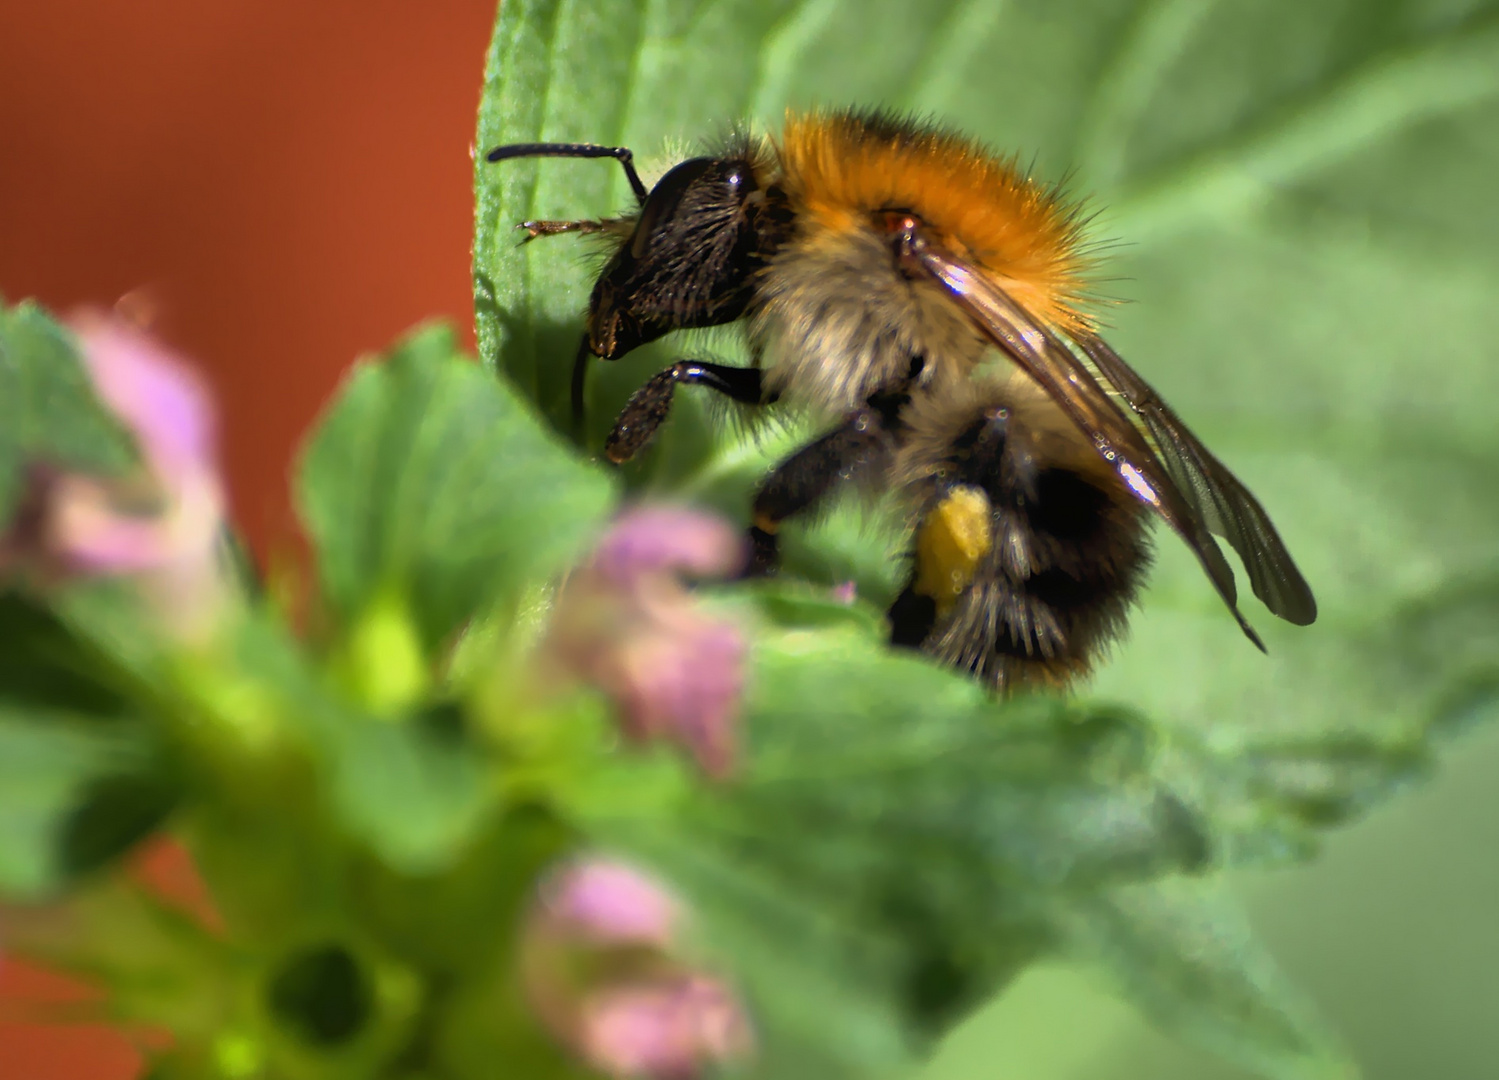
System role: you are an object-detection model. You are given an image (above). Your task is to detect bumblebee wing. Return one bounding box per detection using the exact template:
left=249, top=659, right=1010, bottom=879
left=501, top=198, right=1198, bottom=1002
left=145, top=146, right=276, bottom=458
left=912, top=242, right=1266, bottom=650
left=1074, top=332, right=1317, bottom=626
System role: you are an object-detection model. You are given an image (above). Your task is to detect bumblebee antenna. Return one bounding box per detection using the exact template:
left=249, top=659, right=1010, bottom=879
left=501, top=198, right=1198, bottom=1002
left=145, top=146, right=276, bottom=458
left=486, top=142, right=649, bottom=205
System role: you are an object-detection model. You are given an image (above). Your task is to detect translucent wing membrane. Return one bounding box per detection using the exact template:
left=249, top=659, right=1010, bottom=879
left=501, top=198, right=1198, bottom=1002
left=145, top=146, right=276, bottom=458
left=911, top=242, right=1315, bottom=649
left=1074, top=333, right=1318, bottom=626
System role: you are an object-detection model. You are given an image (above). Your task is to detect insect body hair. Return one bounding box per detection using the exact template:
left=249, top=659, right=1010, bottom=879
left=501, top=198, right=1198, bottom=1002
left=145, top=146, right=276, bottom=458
left=748, top=109, right=1097, bottom=421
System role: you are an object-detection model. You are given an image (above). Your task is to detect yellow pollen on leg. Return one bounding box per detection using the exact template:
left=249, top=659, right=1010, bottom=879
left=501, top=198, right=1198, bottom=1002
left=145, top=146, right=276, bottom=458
left=913, top=485, right=993, bottom=614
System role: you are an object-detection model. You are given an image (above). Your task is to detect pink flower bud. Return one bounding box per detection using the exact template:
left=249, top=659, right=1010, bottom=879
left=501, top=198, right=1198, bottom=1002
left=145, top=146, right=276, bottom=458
left=580, top=975, right=753, bottom=1079
left=73, top=312, right=216, bottom=484
left=522, top=857, right=753, bottom=1080
left=0, top=312, right=231, bottom=642
left=547, top=506, right=749, bottom=779
left=589, top=507, right=744, bottom=585
left=533, top=858, right=679, bottom=949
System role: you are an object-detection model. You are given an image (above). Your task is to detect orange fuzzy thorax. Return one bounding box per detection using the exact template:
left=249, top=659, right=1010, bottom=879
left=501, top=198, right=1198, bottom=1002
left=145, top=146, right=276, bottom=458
left=775, top=111, right=1095, bottom=336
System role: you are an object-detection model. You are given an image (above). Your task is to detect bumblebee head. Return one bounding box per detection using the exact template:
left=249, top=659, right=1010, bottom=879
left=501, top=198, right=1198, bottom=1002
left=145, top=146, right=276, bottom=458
left=587, top=155, right=774, bottom=358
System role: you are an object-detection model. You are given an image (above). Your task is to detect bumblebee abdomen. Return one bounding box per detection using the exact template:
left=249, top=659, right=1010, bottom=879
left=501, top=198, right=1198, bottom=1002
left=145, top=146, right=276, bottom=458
left=889, top=378, right=1152, bottom=692
left=896, top=478, right=1150, bottom=691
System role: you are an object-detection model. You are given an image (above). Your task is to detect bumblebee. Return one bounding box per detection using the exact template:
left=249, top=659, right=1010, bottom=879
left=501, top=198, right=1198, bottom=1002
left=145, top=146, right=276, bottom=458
left=488, top=110, right=1316, bottom=691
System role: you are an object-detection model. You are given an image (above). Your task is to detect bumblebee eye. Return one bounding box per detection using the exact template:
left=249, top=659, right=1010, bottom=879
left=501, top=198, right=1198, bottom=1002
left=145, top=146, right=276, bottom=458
left=631, top=157, right=713, bottom=257
left=630, top=157, right=758, bottom=259
left=723, top=162, right=756, bottom=194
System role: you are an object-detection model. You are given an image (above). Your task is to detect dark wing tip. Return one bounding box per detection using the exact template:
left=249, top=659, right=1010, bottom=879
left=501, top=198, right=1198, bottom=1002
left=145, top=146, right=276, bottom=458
left=1274, top=585, right=1318, bottom=626
left=1254, top=562, right=1318, bottom=627
left=1238, top=613, right=1268, bottom=654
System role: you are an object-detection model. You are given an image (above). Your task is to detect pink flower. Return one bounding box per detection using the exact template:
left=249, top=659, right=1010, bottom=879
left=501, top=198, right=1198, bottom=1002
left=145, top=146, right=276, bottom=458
left=522, top=857, right=754, bottom=1079
left=580, top=975, right=754, bottom=1079
left=589, top=507, right=745, bottom=585
left=547, top=506, right=749, bottom=779
left=532, top=858, right=680, bottom=949
left=1, top=312, right=231, bottom=641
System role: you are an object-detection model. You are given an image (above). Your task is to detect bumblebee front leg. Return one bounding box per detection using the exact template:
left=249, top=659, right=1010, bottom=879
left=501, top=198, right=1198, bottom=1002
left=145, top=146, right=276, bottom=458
left=748, top=409, right=894, bottom=576
left=605, top=361, right=769, bottom=464
left=516, top=217, right=634, bottom=244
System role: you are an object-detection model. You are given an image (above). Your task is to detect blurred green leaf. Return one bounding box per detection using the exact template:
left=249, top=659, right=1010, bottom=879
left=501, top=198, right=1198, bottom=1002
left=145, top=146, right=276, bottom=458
left=584, top=605, right=1213, bottom=1075
left=296, top=322, right=613, bottom=652
left=327, top=706, right=493, bottom=877
left=1177, top=725, right=1436, bottom=868
left=1055, top=880, right=1358, bottom=1080
left=0, top=709, right=173, bottom=898
left=0, top=590, right=133, bottom=715
left=0, top=592, right=175, bottom=898
left=0, top=300, right=134, bottom=526
left=731, top=616, right=1211, bottom=896
left=199, top=614, right=497, bottom=881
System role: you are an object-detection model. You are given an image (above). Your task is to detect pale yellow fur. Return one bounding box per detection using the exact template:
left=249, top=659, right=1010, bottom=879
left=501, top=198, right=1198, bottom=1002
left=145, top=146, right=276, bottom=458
left=750, top=222, right=990, bottom=416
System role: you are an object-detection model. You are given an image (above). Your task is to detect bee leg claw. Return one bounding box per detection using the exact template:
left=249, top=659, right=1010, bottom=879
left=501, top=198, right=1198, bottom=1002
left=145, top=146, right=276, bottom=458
left=514, top=219, right=606, bottom=245
left=745, top=526, right=779, bottom=578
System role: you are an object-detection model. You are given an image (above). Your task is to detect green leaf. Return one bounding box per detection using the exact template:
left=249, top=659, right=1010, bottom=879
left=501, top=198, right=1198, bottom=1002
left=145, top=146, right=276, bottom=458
left=0, top=300, right=134, bottom=526
left=295, top=322, right=613, bottom=651
left=0, top=709, right=174, bottom=898
left=1177, top=725, right=1437, bottom=868
left=730, top=616, right=1211, bottom=895
left=583, top=606, right=1211, bottom=1074
left=0, top=590, right=133, bottom=716
left=475, top=0, right=1499, bottom=744
left=200, top=614, right=497, bottom=880
left=0, top=592, right=176, bottom=898
left=477, top=3, right=1499, bottom=1077
left=1055, top=880, right=1358, bottom=1080
left=327, top=706, right=494, bottom=876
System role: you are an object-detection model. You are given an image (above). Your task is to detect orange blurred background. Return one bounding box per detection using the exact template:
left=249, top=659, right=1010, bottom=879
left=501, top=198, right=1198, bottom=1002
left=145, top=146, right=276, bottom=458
left=0, top=2, right=497, bottom=1075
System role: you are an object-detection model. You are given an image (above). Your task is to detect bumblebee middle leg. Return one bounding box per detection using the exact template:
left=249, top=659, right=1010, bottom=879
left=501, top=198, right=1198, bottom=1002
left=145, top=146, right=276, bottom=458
left=605, top=361, right=770, bottom=464
left=748, top=408, right=895, bottom=576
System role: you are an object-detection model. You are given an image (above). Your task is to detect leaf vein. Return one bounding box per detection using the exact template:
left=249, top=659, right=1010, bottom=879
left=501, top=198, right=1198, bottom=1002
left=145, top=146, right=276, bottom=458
left=897, top=0, right=1009, bottom=116
left=749, top=0, right=841, bottom=121
left=1070, top=0, right=1222, bottom=187
left=1109, top=14, right=1499, bottom=243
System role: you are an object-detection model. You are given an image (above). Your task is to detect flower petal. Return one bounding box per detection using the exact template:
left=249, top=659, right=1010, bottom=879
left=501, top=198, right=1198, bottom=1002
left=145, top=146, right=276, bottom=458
left=581, top=976, right=753, bottom=1079
left=536, top=858, right=680, bottom=947
left=591, top=506, right=746, bottom=586
left=71, top=312, right=217, bottom=481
